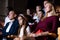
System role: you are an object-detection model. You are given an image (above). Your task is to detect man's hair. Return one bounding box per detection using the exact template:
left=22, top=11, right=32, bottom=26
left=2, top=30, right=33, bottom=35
left=8, top=9, right=17, bottom=15
left=39, top=10, right=45, bottom=14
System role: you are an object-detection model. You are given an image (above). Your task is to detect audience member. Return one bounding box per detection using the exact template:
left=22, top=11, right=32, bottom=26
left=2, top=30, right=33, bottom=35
left=14, top=14, right=35, bottom=40
left=2, top=10, right=19, bottom=40
left=31, top=2, right=59, bottom=40
left=33, top=5, right=42, bottom=23
left=43, top=0, right=49, bottom=15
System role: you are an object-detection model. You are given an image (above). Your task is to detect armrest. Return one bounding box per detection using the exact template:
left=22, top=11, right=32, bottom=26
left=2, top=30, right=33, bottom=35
left=48, top=33, right=57, bottom=38
left=7, top=35, right=17, bottom=38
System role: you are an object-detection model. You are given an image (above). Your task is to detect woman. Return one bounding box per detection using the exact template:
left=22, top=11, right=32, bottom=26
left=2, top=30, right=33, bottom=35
left=31, top=2, right=59, bottom=40
left=14, top=14, right=35, bottom=40
left=33, top=5, right=42, bottom=23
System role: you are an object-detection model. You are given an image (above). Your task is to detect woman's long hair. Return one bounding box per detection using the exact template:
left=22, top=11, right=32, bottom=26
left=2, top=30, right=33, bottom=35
left=18, top=14, right=28, bottom=36
left=41, top=2, right=57, bottom=21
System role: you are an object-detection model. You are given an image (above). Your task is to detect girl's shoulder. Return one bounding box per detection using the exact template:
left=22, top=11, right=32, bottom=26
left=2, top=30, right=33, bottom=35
left=26, top=26, right=30, bottom=30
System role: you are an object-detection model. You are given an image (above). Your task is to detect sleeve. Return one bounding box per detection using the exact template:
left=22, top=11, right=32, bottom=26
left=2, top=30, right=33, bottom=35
left=26, top=26, right=31, bottom=35
left=4, top=17, right=7, bottom=26
left=50, top=17, right=59, bottom=33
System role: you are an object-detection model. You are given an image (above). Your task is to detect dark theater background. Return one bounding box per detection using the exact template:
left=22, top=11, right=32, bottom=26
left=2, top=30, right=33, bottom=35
left=0, top=0, right=60, bottom=18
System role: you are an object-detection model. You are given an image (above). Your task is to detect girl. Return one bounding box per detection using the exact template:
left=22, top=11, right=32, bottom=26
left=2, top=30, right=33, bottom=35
left=14, top=14, right=35, bottom=40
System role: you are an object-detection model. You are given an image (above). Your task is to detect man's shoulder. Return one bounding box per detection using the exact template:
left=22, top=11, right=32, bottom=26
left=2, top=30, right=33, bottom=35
left=14, top=19, right=18, bottom=22
left=13, top=19, right=19, bottom=25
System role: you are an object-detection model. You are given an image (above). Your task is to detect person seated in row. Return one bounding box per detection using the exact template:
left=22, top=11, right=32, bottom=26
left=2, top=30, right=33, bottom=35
left=33, top=5, right=42, bottom=23
left=31, top=2, right=59, bottom=40
left=0, top=10, right=19, bottom=40
left=31, top=10, right=44, bottom=32
left=14, top=14, right=35, bottom=40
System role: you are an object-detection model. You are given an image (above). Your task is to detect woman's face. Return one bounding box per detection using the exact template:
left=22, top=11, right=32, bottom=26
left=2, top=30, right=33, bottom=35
left=18, top=16, right=23, bottom=26
left=45, top=3, right=52, bottom=12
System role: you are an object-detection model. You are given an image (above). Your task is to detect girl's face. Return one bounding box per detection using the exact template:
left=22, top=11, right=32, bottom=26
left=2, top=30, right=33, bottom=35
left=18, top=16, right=23, bottom=26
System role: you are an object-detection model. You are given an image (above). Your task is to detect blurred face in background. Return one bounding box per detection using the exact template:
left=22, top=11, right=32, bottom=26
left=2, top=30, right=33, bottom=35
left=44, top=1, right=48, bottom=8
left=36, top=6, right=41, bottom=12
left=27, top=9, right=30, bottom=15
left=8, top=11, right=16, bottom=20
left=37, top=11, right=43, bottom=19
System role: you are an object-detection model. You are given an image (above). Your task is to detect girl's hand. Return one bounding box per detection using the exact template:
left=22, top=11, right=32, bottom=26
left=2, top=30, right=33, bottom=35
left=29, top=33, right=36, bottom=37
left=14, top=37, right=20, bottom=40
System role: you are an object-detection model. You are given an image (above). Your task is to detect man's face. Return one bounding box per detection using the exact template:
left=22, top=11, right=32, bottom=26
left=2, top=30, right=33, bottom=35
left=44, top=1, right=48, bottom=8
left=8, top=11, right=16, bottom=20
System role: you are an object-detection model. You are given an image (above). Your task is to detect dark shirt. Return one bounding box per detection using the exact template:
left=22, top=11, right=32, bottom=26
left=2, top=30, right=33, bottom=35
left=34, top=16, right=59, bottom=40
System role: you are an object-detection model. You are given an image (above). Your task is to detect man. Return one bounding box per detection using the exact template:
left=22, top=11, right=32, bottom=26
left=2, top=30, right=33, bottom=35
left=2, top=10, right=19, bottom=40
left=43, top=0, right=49, bottom=15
